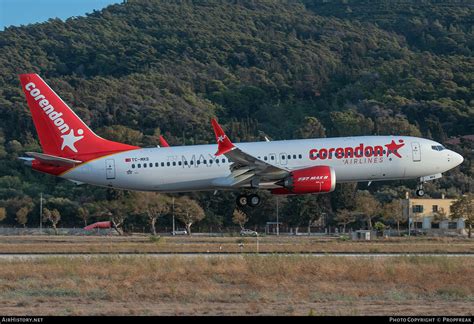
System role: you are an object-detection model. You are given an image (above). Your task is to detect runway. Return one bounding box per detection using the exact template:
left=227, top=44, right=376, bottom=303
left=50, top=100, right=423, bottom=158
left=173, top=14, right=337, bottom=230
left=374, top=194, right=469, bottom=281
left=0, top=251, right=473, bottom=259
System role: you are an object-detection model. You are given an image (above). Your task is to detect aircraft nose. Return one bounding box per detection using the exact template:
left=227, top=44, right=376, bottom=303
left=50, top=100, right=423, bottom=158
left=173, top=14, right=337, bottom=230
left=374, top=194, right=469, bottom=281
left=449, top=151, right=464, bottom=167
left=454, top=152, right=464, bottom=166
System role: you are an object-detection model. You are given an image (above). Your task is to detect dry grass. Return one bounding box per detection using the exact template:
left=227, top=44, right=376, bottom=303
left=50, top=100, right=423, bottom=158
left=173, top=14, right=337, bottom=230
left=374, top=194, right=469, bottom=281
left=0, top=235, right=472, bottom=254
left=0, top=256, right=472, bottom=315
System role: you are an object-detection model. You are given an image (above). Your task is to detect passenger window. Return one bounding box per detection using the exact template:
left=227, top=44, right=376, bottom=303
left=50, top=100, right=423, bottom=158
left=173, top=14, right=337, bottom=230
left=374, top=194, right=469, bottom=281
left=178, top=161, right=182, bottom=166
left=161, top=162, right=164, bottom=167
left=149, top=163, right=153, bottom=168
left=167, top=162, right=170, bottom=166
left=271, top=156, right=275, bottom=160
left=203, top=160, right=207, bottom=164
left=197, top=160, right=200, bottom=165
left=137, top=164, right=141, bottom=168
left=264, top=156, right=268, bottom=161
left=209, top=160, right=213, bottom=164
left=155, top=163, right=159, bottom=167
left=184, top=161, right=188, bottom=165
left=143, top=164, right=147, bottom=168
left=287, top=155, right=291, bottom=159
left=132, top=164, right=135, bottom=169
left=172, top=162, right=176, bottom=166
left=281, top=155, right=285, bottom=160
left=190, top=161, right=194, bottom=165
left=222, top=158, right=225, bottom=163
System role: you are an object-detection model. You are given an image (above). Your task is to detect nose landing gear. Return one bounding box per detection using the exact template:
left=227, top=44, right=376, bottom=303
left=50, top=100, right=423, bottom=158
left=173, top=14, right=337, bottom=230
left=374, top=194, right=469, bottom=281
left=416, top=183, right=425, bottom=197
left=236, top=193, right=261, bottom=207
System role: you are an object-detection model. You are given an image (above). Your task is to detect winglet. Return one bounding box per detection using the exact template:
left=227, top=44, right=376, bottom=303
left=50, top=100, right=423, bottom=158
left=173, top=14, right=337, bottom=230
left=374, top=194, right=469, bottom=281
left=159, top=135, right=170, bottom=147
left=211, top=118, right=235, bottom=156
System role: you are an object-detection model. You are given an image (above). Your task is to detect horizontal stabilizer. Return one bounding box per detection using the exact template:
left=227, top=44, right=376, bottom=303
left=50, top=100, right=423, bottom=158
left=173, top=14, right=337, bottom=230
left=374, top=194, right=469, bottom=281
left=18, top=157, right=34, bottom=166
left=26, top=152, right=83, bottom=167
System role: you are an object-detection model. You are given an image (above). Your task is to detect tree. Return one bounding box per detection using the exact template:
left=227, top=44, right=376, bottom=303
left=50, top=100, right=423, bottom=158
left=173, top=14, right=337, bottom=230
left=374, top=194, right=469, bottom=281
left=99, top=199, right=132, bottom=235
left=232, top=209, right=248, bottom=230
left=374, top=221, right=386, bottom=233
left=295, top=116, right=326, bottom=139
left=433, top=207, right=449, bottom=223
left=0, top=208, right=5, bottom=222
left=450, top=194, right=473, bottom=238
left=4, top=197, right=34, bottom=224
left=282, top=195, right=328, bottom=233
left=334, top=209, right=356, bottom=233
left=354, top=191, right=381, bottom=230
left=174, top=196, right=205, bottom=235
left=381, top=199, right=404, bottom=235
left=15, top=206, right=30, bottom=228
left=329, top=111, right=374, bottom=136
left=375, top=117, right=421, bottom=137
left=134, top=193, right=171, bottom=236
left=77, top=207, right=90, bottom=227
left=43, top=208, right=61, bottom=235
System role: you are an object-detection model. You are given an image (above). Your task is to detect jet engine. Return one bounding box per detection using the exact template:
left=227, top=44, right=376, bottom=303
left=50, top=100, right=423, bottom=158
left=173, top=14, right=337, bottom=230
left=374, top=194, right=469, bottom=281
left=271, top=165, right=336, bottom=194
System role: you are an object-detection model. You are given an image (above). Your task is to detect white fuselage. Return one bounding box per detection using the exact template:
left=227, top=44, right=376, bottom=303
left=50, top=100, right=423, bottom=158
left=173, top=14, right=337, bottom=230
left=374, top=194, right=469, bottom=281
left=62, top=136, right=463, bottom=192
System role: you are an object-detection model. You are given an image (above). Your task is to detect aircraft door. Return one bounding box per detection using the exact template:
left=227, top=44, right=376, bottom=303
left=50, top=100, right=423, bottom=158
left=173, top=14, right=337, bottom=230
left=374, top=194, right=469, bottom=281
left=411, top=142, right=421, bottom=162
left=105, top=159, right=116, bottom=179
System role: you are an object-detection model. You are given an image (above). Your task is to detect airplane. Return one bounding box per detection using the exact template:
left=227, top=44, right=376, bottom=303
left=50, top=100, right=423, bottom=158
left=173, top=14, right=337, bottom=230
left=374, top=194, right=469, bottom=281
left=18, top=74, right=464, bottom=207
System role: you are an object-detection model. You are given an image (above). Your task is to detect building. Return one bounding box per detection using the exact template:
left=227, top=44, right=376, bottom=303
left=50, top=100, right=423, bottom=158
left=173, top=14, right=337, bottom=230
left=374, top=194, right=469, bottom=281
left=402, top=192, right=465, bottom=234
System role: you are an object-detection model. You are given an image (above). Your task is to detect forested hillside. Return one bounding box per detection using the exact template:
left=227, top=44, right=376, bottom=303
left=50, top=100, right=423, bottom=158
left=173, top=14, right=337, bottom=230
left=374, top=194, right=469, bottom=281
left=0, top=0, right=472, bottom=231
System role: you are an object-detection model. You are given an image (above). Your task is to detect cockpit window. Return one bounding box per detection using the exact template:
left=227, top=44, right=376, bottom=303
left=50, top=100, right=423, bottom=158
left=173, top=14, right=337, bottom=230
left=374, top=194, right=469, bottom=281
left=431, top=145, right=445, bottom=151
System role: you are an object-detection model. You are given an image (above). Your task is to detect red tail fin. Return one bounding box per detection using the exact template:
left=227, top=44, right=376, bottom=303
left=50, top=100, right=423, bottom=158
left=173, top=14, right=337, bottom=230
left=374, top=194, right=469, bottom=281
left=19, top=74, right=139, bottom=160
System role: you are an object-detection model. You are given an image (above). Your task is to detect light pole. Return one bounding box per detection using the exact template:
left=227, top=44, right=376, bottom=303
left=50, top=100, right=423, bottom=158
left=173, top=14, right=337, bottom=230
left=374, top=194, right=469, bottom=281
left=39, top=192, right=43, bottom=235
left=256, top=232, right=259, bottom=254
left=276, top=196, right=279, bottom=236
left=172, top=196, right=176, bottom=235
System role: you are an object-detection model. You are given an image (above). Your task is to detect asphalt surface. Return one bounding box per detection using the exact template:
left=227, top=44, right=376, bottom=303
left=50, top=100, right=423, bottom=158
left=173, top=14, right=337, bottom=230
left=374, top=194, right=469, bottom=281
left=0, top=252, right=473, bottom=259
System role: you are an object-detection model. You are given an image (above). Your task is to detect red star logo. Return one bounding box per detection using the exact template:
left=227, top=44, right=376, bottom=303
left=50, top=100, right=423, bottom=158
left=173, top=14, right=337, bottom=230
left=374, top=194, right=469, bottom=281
left=384, top=139, right=405, bottom=158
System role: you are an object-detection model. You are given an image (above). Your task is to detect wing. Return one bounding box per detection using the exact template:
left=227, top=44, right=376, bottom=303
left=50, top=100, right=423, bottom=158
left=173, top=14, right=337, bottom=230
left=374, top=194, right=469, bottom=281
left=25, top=152, right=83, bottom=167
left=210, top=119, right=289, bottom=188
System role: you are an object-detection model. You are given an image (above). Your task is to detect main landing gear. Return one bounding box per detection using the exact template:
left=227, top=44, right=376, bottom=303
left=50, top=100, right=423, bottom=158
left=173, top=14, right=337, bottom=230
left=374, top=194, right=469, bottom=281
left=237, top=193, right=261, bottom=208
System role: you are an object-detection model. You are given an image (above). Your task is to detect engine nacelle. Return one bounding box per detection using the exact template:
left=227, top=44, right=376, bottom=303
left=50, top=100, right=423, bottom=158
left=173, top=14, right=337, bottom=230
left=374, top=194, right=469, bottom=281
left=272, top=165, right=336, bottom=195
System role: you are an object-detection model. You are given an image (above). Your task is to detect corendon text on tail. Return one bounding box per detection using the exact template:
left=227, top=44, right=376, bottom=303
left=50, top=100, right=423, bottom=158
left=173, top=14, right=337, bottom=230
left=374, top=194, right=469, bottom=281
left=18, top=73, right=464, bottom=207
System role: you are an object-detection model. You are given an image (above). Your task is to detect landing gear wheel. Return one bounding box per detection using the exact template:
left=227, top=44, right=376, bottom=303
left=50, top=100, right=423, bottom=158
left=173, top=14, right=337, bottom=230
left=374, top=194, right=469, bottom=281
left=416, top=181, right=425, bottom=197
left=237, top=195, right=248, bottom=207
left=247, top=194, right=261, bottom=207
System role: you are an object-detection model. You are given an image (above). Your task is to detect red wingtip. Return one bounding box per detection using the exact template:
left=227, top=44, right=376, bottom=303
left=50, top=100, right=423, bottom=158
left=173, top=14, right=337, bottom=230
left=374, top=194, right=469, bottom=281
left=211, top=118, right=234, bottom=156
left=159, top=135, right=170, bottom=147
